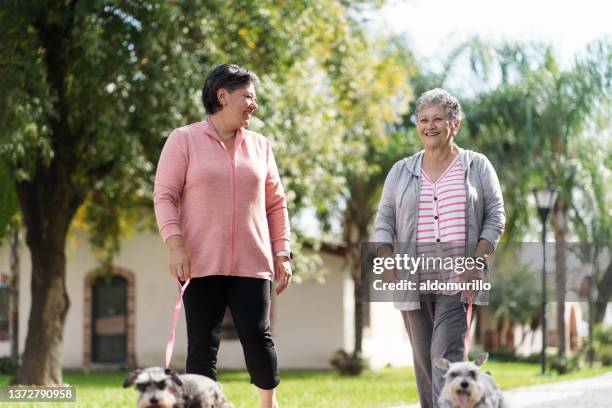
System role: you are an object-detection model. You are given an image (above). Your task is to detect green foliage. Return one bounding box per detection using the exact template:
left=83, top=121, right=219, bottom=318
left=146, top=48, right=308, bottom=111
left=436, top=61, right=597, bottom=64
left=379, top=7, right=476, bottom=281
left=489, top=252, right=541, bottom=326
left=549, top=353, right=582, bottom=375
left=437, top=38, right=612, bottom=322
left=0, top=161, right=18, bottom=242
left=0, top=1, right=405, bottom=273
left=592, top=323, right=612, bottom=365
left=472, top=347, right=517, bottom=362
left=593, top=323, right=612, bottom=345
left=470, top=348, right=541, bottom=364
left=598, top=345, right=612, bottom=366
left=330, top=349, right=368, bottom=376
left=443, top=38, right=612, bottom=243
left=0, top=357, right=18, bottom=375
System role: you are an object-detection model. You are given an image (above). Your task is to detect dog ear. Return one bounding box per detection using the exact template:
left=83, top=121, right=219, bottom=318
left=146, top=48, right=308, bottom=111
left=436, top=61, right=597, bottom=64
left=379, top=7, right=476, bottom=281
left=434, top=357, right=450, bottom=371
left=123, top=369, right=141, bottom=388
left=474, top=352, right=489, bottom=366
left=165, top=368, right=183, bottom=386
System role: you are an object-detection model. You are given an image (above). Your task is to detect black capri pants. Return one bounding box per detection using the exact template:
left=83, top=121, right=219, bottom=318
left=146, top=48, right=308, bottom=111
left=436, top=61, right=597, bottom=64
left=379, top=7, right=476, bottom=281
left=181, top=275, right=280, bottom=389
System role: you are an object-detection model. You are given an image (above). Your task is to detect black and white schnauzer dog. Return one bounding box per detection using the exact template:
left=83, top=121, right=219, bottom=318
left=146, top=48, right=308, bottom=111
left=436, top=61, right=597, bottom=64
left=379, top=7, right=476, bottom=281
left=123, top=367, right=233, bottom=408
left=435, top=353, right=507, bottom=408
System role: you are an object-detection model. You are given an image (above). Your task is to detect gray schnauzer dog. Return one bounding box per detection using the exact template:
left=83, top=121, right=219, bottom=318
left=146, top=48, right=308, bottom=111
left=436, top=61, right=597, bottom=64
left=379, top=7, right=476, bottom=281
left=123, top=367, right=233, bottom=408
left=435, top=353, right=506, bottom=408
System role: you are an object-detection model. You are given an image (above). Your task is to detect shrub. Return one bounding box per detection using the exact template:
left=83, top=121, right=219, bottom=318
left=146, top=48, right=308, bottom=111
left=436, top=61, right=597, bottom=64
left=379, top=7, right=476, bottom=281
left=330, top=350, right=368, bottom=376
left=476, top=348, right=540, bottom=364
left=589, top=323, right=612, bottom=365
left=520, top=352, right=542, bottom=364
left=593, top=324, right=612, bottom=345
left=599, top=345, right=612, bottom=366
left=486, top=347, right=518, bottom=362
left=0, top=356, right=18, bottom=375
left=549, top=353, right=581, bottom=375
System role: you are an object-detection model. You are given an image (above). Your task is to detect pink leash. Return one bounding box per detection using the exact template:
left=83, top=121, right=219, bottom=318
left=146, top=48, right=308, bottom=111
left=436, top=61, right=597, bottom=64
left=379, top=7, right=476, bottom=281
left=165, top=279, right=191, bottom=369
left=464, top=294, right=474, bottom=361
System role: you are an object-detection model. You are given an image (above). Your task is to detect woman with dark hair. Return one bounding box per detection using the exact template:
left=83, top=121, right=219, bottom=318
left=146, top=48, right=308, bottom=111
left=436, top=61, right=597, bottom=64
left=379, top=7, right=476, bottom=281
left=154, top=64, right=291, bottom=408
left=374, top=88, right=505, bottom=408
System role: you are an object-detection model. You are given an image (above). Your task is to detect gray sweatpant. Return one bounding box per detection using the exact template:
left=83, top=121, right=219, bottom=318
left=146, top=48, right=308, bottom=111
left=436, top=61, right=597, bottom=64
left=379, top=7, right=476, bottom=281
left=401, top=294, right=469, bottom=408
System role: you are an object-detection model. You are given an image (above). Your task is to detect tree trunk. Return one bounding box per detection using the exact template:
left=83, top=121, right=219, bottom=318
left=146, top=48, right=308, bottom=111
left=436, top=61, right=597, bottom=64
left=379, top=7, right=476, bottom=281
left=344, top=177, right=375, bottom=356
left=353, top=265, right=363, bottom=355
left=529, top=315, right=540, bottom=348
left=12, top=167, right=81, bottom=385
left=594, top=259, right=612, bottom=323
left=506, top=319, right=515, bottom=349
left=495, top=318, right=503, bottom=349
left=347, top=225, right=364, bottom=355
left=555, top=239, right=567, bottom=357
left=551, top=200, right=568, bottom=358
left=13, top=254, right=69, bottom=384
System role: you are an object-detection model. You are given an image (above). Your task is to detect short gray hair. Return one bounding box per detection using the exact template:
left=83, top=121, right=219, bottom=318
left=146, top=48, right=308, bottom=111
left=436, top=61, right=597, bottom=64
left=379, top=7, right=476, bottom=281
left=416, top=88, right=463, bottom=124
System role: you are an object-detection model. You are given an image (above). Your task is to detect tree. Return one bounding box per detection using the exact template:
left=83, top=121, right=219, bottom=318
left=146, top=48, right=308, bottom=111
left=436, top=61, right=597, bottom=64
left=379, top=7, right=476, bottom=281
left=444, top=38, right=612, bottom=356
left=573, top=137, right=612, bottom=323
left=0, top=0, right=385, bottom=384
left=318, top=34, right=417, bottom=357
left=1, top=0, right=221, bottom=384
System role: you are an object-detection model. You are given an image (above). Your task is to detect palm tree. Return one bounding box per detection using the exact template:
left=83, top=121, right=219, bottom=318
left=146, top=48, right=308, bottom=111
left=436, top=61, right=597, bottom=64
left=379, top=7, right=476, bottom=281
left=444, top=38, right=611, bottom=357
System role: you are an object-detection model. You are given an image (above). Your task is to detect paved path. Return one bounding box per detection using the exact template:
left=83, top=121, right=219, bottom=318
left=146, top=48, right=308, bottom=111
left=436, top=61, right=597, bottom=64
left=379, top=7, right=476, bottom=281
left=390, top=371, right=612, bottom=408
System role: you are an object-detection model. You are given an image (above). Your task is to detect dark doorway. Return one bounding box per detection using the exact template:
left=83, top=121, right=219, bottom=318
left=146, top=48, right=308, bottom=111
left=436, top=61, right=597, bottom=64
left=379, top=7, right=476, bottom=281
left=91, top=275, right=127, bottom=363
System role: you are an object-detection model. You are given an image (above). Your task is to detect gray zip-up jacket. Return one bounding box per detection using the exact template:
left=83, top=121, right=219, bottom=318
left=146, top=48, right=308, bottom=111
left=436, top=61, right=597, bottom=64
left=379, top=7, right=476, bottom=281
left=372, top=146, right=505, bottom=310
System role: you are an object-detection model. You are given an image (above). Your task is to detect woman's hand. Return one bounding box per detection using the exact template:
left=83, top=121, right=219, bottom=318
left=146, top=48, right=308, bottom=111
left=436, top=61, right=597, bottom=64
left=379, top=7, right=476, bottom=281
left=460, top=256, right=487, bottom=283
left=166, top=235, right=191, bottom=281
left=274, top=256, right=292, bottom=295
left=461, top=239, right=493, bottom=300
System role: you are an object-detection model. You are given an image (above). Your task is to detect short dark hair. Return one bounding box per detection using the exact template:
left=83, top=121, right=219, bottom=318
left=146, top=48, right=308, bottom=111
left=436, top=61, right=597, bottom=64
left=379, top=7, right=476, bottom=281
left=201, top=64, right=259, bottom=114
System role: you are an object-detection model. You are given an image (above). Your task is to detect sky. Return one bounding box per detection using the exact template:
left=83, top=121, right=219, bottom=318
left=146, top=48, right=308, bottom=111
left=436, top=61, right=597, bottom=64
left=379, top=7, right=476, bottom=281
left=370, top=0, right=611, bottom=69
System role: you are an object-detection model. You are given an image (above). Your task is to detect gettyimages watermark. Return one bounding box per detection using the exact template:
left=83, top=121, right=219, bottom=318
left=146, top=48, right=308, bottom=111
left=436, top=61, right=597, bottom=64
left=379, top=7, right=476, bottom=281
left=371, top=253, right=490, bottom=292
left=360, top=242, right=612, bottom=304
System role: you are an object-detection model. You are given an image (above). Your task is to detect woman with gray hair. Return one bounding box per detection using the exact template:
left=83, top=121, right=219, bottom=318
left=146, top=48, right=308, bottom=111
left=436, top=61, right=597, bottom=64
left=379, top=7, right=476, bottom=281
left=373, top=88, right=505, bottom=408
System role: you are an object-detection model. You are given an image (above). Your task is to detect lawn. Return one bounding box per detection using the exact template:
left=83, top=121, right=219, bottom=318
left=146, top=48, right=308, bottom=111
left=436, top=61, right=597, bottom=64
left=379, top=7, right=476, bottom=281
left=1, top=363, right=610, bottom=407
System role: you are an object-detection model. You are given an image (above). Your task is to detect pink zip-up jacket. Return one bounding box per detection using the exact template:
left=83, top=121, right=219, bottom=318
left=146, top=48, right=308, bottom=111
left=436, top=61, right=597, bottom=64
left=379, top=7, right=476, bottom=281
left=153, top=119, right=291, bottom=281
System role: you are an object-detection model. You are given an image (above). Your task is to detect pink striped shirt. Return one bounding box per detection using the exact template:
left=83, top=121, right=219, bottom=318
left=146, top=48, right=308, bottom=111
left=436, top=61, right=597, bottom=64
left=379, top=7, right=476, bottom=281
left=417, top=156, right=466, bottom=287
left=153, top=120, right=291, bottom=281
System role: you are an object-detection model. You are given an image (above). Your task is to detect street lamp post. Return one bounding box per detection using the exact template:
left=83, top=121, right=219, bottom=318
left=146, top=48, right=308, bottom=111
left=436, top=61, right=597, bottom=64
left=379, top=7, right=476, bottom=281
left=587, top=270, right=594, bottom=368
left=533, top=187, right=558, bottom=376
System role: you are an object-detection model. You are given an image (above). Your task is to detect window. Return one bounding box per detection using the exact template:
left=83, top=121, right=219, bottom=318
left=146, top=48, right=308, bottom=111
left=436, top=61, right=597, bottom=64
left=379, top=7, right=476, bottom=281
left=91, top=276, right=127, bottom=363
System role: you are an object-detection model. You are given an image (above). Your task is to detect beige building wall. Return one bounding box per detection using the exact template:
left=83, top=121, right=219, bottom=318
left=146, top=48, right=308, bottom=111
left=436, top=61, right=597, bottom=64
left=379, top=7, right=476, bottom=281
left=275, top=251, right=351, bottom=369
left=364, top=302, right=413, bottom=369
left=0, top=230, right=352, bottom=370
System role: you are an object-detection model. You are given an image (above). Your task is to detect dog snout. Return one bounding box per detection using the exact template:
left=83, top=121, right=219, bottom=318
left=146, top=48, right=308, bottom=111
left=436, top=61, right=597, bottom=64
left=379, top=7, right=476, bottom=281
left=460, top=381, right=469, bottom=389
left=149, top=396, right=159, bottom=405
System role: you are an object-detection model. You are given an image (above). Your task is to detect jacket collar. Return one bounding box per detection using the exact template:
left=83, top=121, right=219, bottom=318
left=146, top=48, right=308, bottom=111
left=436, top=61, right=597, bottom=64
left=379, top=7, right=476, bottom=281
left=405, top=144, right=476, bottom=176
left=202, top=118, right=245, bottom=149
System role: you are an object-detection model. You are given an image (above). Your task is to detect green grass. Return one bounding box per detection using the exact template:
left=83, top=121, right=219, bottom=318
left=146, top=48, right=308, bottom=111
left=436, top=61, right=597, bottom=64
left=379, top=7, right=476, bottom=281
left=1, top=363, right=610, bottom=407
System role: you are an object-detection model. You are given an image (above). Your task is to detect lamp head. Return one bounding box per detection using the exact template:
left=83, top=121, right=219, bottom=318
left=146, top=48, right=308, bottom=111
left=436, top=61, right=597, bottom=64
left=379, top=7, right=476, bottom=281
left=533, top=187, right=558, bottom=222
